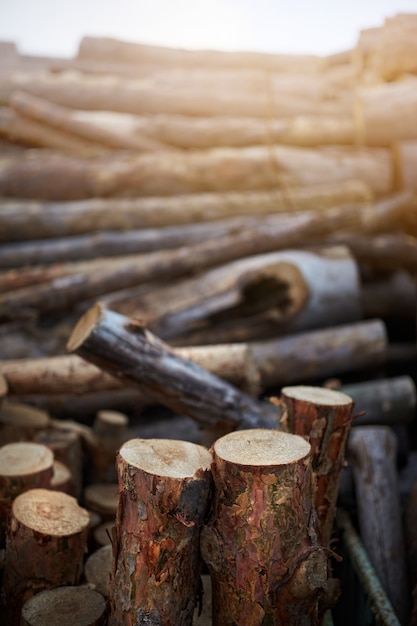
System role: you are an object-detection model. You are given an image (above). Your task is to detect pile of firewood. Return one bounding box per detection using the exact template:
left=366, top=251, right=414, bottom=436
left=1, top=11, right=417, bottom=625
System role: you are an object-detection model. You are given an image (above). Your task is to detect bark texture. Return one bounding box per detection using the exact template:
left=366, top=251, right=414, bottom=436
left=109, top=438, right=212, bottom=625
left=201, top=429, right=332, bottom=626
left=280, top=386, right=354, bottom=546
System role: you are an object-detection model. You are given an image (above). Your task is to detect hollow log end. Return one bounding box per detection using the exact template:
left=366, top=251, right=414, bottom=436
left=67, top=302, right=104, bottom=352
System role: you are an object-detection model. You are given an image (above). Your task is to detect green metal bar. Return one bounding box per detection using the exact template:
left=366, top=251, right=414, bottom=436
left=337, top=509, right=401, bottom=626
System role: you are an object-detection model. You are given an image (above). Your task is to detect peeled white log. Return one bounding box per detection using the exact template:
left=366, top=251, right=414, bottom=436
left=373, top=13, right=417, bottom=81
left=393, top=140, right=417, bottom=192
left=356, top=78, right=417, bottom=145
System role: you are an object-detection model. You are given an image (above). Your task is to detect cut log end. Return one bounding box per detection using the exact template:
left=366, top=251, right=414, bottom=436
left=120, top=437, right=212, bottom=479
left=12, top=488, right=90, bottom=536
left=0, top=401, right=50, bottom=429
left=95, top=409, right=128, bottom=428
left=66, top=302, right=103, bottom=351
left=213, top=428, right=311, bottom=466
left=0, top=442, right=54, bottom=477
left=21, top=585, right=107, bottom=626
left=281, top=384, right=353, bottom=406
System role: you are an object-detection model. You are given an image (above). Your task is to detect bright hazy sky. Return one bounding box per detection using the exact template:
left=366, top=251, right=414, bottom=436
left=1, top=0, right=417, bottom=58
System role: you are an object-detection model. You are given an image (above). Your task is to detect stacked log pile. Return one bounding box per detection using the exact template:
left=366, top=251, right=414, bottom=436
left=1, top=12, right=417, bottom=625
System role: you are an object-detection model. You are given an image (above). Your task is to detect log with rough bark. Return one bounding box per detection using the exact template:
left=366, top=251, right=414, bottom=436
left=1, top=193, right=410, bottom=320
left=347, top=426, right=409, bottom=625
left=0, top=441, right=53, bottom=545
left=200, top=428, right=334, bottom=625
left=406, top=477, right=417, bottom=593
left=341, top=376, right=416, bottom=427
left=141, top=246, right=362, bottom=343
left=356, top=78, right=417, bottom=145
left=252, top=318, right=387, bottom=391
left=20, top=585, right=107, bottom=626
left=0, top=213, right=326, bottom=319
left=109, top=438, right=212, bottom=626
left=67, top=304, right=278, bottom=430
left=279, top=386, right=354, bottom=546
left=0, top=144, right=393, bottom=200
left=0, top=342, right=260, bottom=396
left=2, top=488, right=90, bottom=622
left=0, top=400, right=50, bottom=444
left=0, top=180, right=372, bottom=242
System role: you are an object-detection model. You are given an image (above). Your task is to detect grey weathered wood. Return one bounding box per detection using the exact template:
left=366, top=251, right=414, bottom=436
left=347, top=426, right=409, bottom=625
left=67, top=304, right=277, bottom=431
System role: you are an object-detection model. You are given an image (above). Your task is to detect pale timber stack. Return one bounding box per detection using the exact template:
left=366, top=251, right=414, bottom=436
left=1, top=12, right=417, bottom=626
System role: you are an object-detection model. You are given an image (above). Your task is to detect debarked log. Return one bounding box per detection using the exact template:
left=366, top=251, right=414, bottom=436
left=10, top=90, right=170, bottom=152
left=6, top=70, right=347, bottom=119
left=67, top=304, right=278, bottom=430
left=0, top=179, right=372, bottom=242
left=109, top=438, right=212, bottom=626
left=279, top=386, right=354, bottom=546
left=372, top=13, right=417, bottom=81
left=140, top=245, right=362, bottom=342
left=200, top=429, right=333, bottom=626
left=0, top=143, right=393, bottom=200
left=0, top=106, right=105, bottom=156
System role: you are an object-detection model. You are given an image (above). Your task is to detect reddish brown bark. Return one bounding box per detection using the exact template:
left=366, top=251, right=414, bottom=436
left=279, top=386, right=354, bottom=546
left=109, top=438, right=212, bottom=625
left=201, top=429, right=333, bottom=625
left=2, top=488, right=90, bottom=622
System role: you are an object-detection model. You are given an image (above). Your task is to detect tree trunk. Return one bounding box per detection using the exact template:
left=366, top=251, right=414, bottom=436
left=0, top=144, right=393, bottom=200
left=2, top=488, right=90, bottom=622
left=0, top=441, right=53, bottom=545
left=252, top=319, right=387, bottom=391
left=20, top=585, right=107, bottom=626
left=67, top=304, right=278, bottom=430
left=200, top=428, right=333, bottom=626
left=109, top=437, right=212, bottom=625
left=279, top=386, right=354, bottom=546
left=141, top=246, right=361, bottom=343
left=0, top=180, right=372, bottom=242
left=347, top=426, right=409, bottom=625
